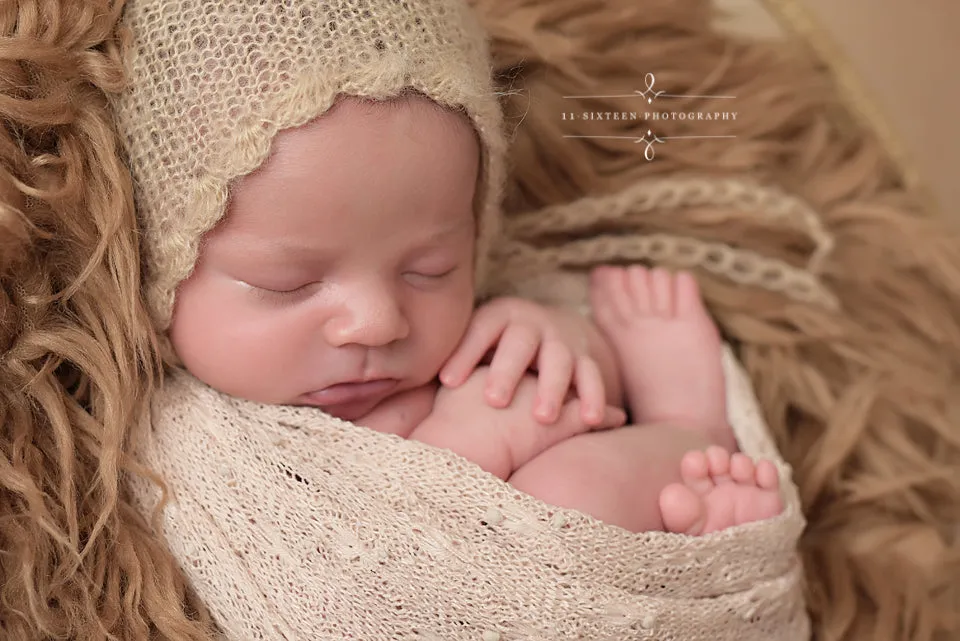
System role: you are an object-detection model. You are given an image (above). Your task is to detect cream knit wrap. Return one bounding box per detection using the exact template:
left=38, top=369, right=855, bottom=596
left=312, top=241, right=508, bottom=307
left=131, top=331, right=809, bottom=640
left=116, top=0, right=809, bottom=638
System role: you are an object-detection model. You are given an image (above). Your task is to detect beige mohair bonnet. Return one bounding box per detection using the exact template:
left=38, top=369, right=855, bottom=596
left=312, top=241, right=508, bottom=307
left=112, top=0, right=506, bottom=332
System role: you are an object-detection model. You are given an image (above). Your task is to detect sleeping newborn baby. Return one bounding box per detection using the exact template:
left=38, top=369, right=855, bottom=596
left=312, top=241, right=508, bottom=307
left=169, top=93, right=782, bottom=534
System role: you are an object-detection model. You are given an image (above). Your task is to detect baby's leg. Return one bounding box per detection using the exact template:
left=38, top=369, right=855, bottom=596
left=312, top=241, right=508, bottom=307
left=511, top=430, right=782, bottom=533
left=590, top=265, right=734, bottom=449
left=509, top=423, right=712, bottom=532
left=511, top=266, right=782, bottom=533
left=591, top=266, right=781, bottom=531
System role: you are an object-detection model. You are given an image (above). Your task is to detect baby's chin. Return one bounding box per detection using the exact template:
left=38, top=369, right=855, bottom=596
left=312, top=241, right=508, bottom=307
left=314, top=398, right=382, bottom=422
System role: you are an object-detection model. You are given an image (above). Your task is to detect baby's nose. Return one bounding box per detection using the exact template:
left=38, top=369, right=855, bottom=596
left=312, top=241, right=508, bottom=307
left=324, top=292, right=410, bottom=348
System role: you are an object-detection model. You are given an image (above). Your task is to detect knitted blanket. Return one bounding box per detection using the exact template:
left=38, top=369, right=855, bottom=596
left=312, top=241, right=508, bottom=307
left=131, top=341, right=809, bottom=640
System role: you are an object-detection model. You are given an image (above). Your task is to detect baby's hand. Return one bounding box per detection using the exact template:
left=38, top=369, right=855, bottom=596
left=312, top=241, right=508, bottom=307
left=439, top=297, right=607, bottom=426
left=414, top=367, right=626, bottom=478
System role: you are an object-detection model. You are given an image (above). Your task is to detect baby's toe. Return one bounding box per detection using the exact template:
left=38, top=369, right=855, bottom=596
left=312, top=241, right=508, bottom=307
left=729, top=452, right=756, bottom=484
left=626, top=266, right=653, bottom=314
left=704, top=445, right=732, bottom=483
left=755, top=459, right=780, bottom=490
left=672, top=271, right=704, bottom=316
left=649, top=268, right=675, bottom=317
left=590, top=267, right=631, bottom=325
left=659, top=483, right=706, bottom=535
left=679, top=450, right=714, bottom=495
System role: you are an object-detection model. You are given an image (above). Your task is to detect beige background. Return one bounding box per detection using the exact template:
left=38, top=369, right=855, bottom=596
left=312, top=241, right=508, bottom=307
left=716, top=0, right=960, bottom=218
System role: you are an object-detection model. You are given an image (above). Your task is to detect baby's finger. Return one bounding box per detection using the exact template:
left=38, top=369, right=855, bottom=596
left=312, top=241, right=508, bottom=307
left=485, top=324, right=541, bottom=407
left=552, top=401, right=626, bottom=443
left=598, top=404, right=628, bottom=430
left=574, top=356, right=606, bottom=426
left=534, top=339, right=574, bottom=424
left=439, top=313, right=507, bottom=386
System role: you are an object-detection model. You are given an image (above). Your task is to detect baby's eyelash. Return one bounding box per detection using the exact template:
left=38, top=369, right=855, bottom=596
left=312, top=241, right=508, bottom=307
left=244, top=281, right=315, bottom=303
left=403, top=267, right=458, bottom=283
left=256, top=286, right=302, bottom=296
left=414, top=268, right=456, bottom=278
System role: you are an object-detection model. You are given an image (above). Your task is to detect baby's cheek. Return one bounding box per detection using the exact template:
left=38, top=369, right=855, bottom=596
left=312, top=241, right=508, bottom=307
left=436, top=301, right=474, bottom=354
left=169, top=285, right=221, bottom=365
left=170, top=289, right=295, bottom=400
left=233, top=308, right=321, bottom=371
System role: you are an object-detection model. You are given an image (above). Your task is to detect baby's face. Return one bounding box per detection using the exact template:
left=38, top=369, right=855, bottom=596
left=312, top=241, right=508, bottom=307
left=169, top=96, right=479, bottom=420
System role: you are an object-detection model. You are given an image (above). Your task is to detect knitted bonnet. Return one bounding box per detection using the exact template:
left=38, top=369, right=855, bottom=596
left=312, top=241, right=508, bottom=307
left=112, top=0, right=506, bottom=332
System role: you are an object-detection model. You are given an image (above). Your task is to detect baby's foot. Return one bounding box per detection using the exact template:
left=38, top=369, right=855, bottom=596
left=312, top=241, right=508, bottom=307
left=590, top=266, right=729, bottom=440
left=659, top=446, right=783, bottom=535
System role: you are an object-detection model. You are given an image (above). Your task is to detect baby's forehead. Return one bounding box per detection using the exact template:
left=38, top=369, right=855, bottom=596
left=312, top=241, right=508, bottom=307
left=207, top=203, right=476, bottom=269
left=235, top=94, right=480, bottom=186
left=267, top=93, right=476, bottom=150
left=213, top=99, right=480, bottom=246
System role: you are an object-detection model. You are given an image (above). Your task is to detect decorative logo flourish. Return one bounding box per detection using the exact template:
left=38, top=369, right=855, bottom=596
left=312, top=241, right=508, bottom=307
left=562, top=130, right=737, bottom=161
left=560, top=73, right=737, bottom=160
left=636, top=73, right=665, bottom=104
left=562, top=73, right=736, bottom=104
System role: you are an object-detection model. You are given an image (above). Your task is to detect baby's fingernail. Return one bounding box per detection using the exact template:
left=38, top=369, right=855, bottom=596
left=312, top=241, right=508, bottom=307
left=536, top=401, right=555, bottom=420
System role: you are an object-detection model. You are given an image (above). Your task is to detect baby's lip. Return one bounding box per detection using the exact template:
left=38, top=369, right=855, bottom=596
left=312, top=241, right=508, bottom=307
left=304, top=378, right=399, bottom=407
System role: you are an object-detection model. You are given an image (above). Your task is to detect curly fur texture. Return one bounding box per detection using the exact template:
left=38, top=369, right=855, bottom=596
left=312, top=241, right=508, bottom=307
left=0, top=2, right=214, bottom=638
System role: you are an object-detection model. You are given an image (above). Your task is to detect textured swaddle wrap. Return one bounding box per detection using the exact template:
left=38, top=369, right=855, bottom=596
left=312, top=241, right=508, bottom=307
left=131, top=335, right=808, bottom=640
left=115, top=0, right=809, bottom=637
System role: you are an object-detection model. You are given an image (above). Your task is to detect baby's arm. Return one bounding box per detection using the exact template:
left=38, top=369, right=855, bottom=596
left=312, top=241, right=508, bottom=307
left=354, top=375, right=548, bottom=477
left=357, top=367, right=624, bottom=480
left=353, top=373, right=552, bottom=476
left=410, top=368, right=625, bottom=479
